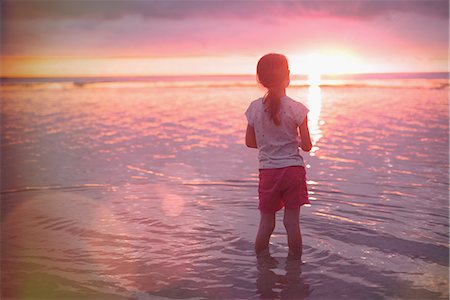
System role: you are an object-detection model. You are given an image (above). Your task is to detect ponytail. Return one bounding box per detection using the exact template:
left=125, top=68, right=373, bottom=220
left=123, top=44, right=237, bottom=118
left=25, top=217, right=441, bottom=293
left=263, top=88, right=282, bottom=126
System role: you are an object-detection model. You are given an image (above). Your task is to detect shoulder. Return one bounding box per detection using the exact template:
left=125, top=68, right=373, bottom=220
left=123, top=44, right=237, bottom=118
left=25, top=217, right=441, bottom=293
left=284, top=96, right=309, bottom=111
left=246, top=98, right=263, bottom=112
left=283, top=96, right=309, bottom=124
left=249, top=97, right=263, bottom=107
left=245, top=98, right=263, bottom=124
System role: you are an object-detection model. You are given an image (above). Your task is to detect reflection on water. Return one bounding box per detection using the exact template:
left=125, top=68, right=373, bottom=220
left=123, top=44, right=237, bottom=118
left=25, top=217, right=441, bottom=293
left=1, top=83, right=448, bottom=299
left=256, top=255, right=311, bottom=299
left=306, top=85, right=323, bottom=154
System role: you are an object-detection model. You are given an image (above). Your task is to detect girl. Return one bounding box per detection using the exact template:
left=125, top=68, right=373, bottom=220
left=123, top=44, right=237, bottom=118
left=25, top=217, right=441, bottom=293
left=245, top=53, right=312, bottom=259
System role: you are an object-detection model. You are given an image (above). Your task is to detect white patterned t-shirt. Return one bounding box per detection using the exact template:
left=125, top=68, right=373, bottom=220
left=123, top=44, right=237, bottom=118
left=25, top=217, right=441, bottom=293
left=245, top=96, right=309, bottom=169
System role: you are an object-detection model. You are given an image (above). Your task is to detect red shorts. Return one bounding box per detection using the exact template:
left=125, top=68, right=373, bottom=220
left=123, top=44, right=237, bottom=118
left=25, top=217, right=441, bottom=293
left=258, top=166, right=309, bottom=213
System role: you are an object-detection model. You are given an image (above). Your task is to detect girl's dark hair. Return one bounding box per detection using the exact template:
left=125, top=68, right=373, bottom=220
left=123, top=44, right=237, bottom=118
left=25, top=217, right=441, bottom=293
left=257, top=53, right=290, bottom=126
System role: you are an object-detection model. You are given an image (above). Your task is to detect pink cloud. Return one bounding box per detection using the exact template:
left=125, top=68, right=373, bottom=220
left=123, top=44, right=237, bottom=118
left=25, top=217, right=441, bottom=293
left=1, top=0, right=447, bottom=73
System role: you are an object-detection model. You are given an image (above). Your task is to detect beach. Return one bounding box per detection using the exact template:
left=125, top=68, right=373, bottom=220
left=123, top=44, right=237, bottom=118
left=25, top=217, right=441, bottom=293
left=1, top=76, right=449, bottom=299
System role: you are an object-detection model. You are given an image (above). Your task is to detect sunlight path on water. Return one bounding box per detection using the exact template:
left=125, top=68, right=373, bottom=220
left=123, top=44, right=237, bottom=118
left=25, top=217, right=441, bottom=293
left=306, top=85, right=323, bottom=155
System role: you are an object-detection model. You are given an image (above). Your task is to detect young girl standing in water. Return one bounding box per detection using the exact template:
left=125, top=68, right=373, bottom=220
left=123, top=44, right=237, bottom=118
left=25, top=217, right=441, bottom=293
left=245, top=53, right=312, bottom=259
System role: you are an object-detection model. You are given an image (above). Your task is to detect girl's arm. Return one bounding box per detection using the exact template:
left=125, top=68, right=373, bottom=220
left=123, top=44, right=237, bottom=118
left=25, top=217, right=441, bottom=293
left=245, top=124, right=257, bottom=148
left=299, top=116, right=312, bottom=152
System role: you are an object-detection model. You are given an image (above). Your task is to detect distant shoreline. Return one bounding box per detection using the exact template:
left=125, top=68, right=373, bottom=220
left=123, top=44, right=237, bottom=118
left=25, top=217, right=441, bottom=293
left=1, top=72, right=448, bottom=90
left=1, top=72, right=448, bottom=83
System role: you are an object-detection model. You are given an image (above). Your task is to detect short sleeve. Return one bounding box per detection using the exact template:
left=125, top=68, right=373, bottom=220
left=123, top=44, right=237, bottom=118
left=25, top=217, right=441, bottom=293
left=245, top=102, right=255, bottom=127
left=294, top=101, right=310, bottom=126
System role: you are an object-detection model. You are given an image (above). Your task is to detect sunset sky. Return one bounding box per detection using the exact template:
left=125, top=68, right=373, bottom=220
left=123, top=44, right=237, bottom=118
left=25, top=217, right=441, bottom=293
left=1, top=0, right=448, bottom=77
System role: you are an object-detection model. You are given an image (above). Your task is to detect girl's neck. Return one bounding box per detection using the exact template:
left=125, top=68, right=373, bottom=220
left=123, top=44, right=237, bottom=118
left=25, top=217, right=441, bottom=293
left=269, top=88, right=286, bottom=97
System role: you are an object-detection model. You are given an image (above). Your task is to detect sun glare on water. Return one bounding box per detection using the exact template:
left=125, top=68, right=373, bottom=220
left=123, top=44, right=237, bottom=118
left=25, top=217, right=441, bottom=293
left=289, top=50, right=363, bottom=154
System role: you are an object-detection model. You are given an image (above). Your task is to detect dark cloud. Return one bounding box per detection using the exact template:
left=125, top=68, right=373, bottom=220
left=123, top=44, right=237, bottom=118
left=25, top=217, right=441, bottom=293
left=2, top=0, right=449, bottom=21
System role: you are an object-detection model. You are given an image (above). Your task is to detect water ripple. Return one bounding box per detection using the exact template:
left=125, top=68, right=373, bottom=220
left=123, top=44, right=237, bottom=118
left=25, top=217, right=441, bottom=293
left=1, top=85, right=448, bottom=299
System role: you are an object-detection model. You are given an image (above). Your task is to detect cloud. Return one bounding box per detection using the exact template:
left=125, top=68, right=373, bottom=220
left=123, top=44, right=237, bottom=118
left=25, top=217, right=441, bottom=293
left=2, top=0, right=449, bottom=21
left=1, top=0, right=447, bottom=71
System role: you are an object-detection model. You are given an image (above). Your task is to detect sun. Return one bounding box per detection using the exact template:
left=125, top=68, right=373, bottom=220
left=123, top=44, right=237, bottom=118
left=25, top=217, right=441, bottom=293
left=289, top=51, right=364, bottom=85
left=304, top=54, right=323, bottom=86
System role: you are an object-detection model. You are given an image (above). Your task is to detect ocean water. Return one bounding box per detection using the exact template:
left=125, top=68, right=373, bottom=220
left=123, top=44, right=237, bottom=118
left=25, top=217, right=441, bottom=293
left=1, top=76, right=449, bottom=299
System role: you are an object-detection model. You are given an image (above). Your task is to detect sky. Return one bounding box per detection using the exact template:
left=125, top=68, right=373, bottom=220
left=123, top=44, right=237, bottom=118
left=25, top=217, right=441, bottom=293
left=1, top=0, right=449, bottom=77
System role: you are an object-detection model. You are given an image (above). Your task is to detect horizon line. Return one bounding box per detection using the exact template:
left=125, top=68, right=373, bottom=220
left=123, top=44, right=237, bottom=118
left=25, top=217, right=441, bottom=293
left=1, top=71, right=449, bottom=80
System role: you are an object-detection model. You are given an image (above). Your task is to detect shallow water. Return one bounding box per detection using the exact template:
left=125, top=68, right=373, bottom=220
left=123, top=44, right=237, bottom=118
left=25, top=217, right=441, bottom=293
left=1, top=83, right=448, bottom=299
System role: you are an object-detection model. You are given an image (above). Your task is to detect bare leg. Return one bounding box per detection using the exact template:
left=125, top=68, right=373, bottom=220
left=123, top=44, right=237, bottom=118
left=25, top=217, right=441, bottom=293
left=283, top=207, right=302, bottom=259
left=255, top=211, right=276, bottom=256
